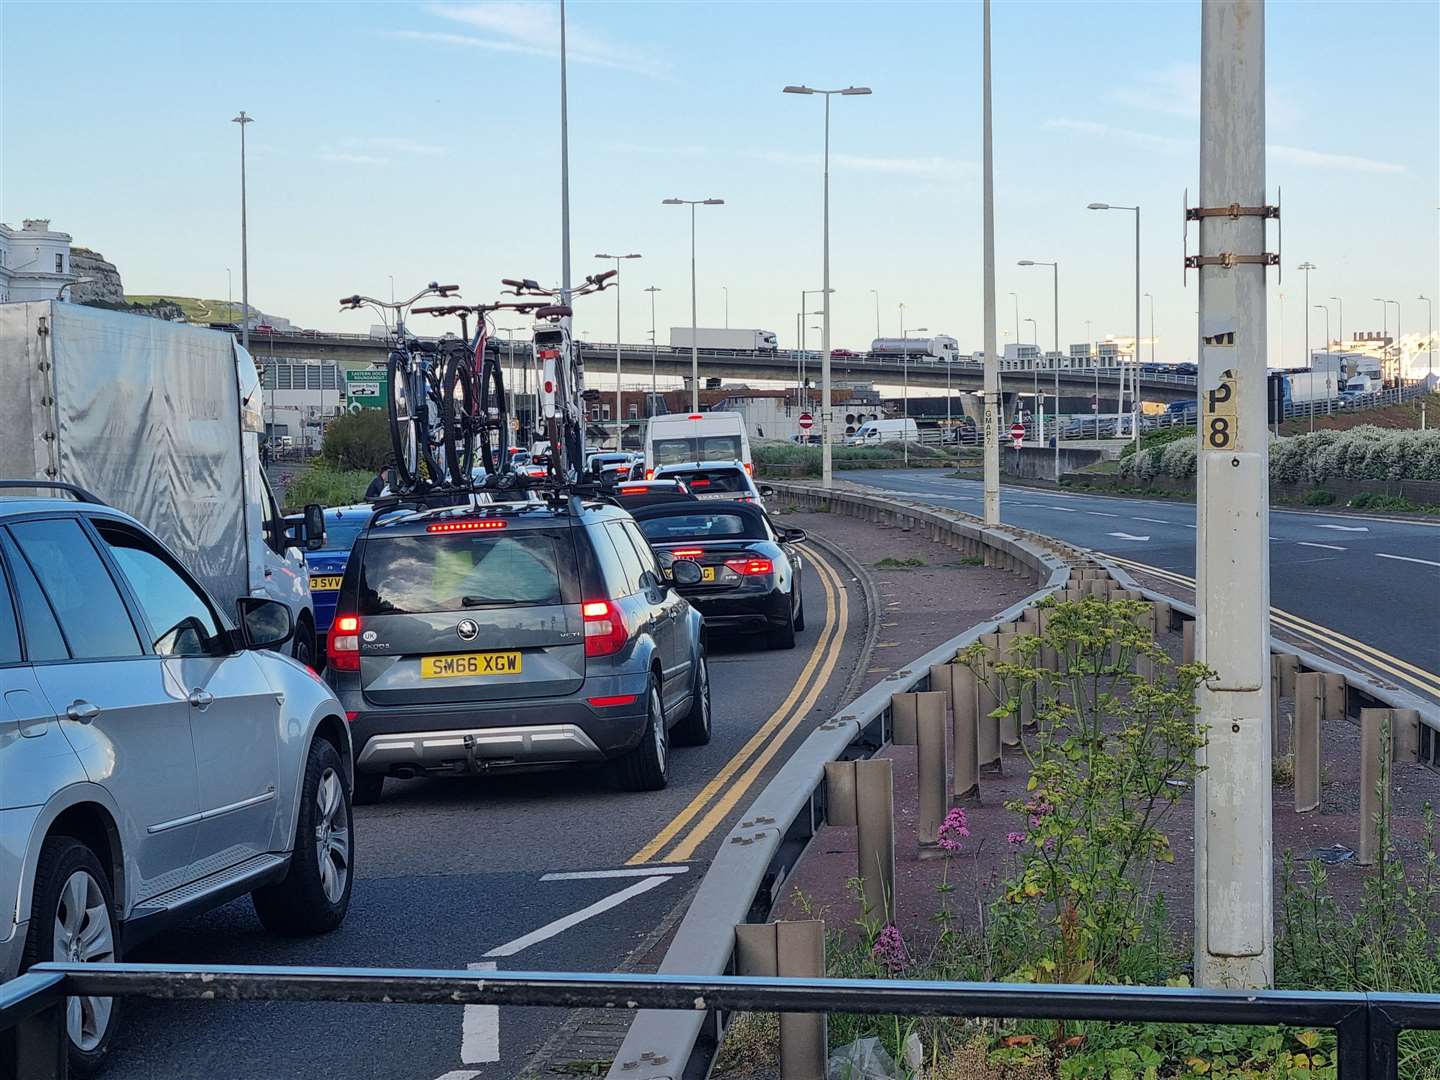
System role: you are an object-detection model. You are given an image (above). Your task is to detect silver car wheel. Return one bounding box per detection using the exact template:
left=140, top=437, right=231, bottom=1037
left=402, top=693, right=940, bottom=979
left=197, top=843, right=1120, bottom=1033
left=52, top=869, right=115, bottom=1052
left=697, top=658, right=711, bottom=733
left=651, top=685, right=667, bottom=774
left=313, top=767, right=351, bottom=905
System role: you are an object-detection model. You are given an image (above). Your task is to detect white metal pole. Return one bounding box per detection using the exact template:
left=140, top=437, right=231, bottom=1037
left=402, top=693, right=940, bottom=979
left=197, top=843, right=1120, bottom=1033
left=233, top=111, right=253, bottom=352
left=645, top=286, right=660, bottom=417
left=1133, top=205, right=1140, bottom=445
left=615, top=263, right=623, bottom=447
left=690, top=204, right=698, bottom=411
left=821, top=91, right=833, bottom=488
left=1303, top=263, right=1312, bottom=431
left=1053, top=262, right=1060, bottom=479
left=1195, top=0, right=1272, bottom=990
left=723, top=286, right=728, bottom=329
left=981, top=0, right=999, bottom=524
left=559, top=0, right=571, bottom=304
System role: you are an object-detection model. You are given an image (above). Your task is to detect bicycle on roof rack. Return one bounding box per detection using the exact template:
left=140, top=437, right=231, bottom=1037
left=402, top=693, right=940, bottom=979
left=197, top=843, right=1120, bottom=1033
left=339, top=281, right=462, bottom=490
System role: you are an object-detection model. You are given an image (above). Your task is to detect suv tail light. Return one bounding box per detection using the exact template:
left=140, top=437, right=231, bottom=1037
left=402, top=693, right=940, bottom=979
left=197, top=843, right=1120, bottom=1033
left=582, top=599, right=628, bottom=658
left=724, top=557, right=774, bottom=576
left=328, top=614, right=361, bottom=671
left=744, top=462, right=754, bottom=476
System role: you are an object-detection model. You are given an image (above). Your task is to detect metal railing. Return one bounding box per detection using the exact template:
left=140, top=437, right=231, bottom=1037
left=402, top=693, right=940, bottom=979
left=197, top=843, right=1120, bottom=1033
left=3, top=962, right=1437, bottom=1079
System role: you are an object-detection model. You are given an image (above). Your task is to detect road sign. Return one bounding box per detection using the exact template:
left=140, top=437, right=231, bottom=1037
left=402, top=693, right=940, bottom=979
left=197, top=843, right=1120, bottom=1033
left=1009, top=422, right=1025, bottom=448
left=798, top=412, right=814, bottom=431
left=345, top=369, right=388, bottom=409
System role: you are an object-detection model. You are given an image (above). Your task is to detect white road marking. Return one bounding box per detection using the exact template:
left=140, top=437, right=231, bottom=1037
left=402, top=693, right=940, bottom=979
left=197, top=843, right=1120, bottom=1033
left=1315, top=524, right=1369, bottom=532
left=1108, top=532, right=1151, bottom=541
left=542, top=866, right=690, bottom=881
left=1133, top=517, right=1173, bottom=524
left=1085, top=511, right=1120, bottom=518
left=435, top=1072, right=480, bottom=1080
left=1043, top=506, right=1078, bottom=513
left=483, top=875, right=672, bottom=959
left=1376, top=552, right=1440, bottom=568
left=462, top=962, right=500, bottom=1065
left=1298, top=542, right=1347, bottom=552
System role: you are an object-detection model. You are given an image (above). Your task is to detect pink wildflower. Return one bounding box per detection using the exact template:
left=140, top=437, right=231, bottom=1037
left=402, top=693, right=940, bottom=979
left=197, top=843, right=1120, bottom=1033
left=937, top=807, right=971, bottom=853
left=871, top=924, right=909, bottom=972
left=1006, top=831, right=1026, bottom=846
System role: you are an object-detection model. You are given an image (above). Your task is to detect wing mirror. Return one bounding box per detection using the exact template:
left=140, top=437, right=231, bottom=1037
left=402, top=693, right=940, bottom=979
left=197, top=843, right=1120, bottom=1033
left=670, top=560, right=704, bottom=586
left=303, top=503, right=326, bottom=550
left=782, top=527, right=808, bottom=543
left=759, top=484, right=776, bottom=497
left=236, top=597, right=294, bottom=652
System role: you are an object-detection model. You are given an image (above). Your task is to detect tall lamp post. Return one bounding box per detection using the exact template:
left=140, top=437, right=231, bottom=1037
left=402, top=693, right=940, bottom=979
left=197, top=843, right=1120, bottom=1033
left=644, top=286, right=662, bottom=417
left=1329, top=296, right=1344, bottom=352
left=903, top=327, right=928, bottom=464
left=1087, top=201, right=1141, bottom=444
left=1009, top=292, right=1021, bottom=363
left=1024, top=316, right=1039, bottom=418
left=663, top=198, right=724, bottom=411
left=1018, top=259, right=1059, bottom=480
left=232, top=110, right=254, bottom=351
left=1375, top=298, right=1399, bottom=386
left=784, top=82, right=872, bottom=489
left=1314, top=303, right=1331, bottom=426
left=1419, top=294, right=1434, bottom=393
left=722, top=286, right=729, bottom=328
left=1145, top=291, right=1155, bottom=364
left=800, top=288, right=830, bottom=410
left=869, top=289, right=880, bottom=340
left=595, top=252, right=642, bottom=448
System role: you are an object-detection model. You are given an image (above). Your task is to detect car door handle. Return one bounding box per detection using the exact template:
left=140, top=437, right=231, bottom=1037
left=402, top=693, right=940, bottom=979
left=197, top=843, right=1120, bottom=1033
left=65, top=700, right=100, bottom=724
left=188, top=689, right=214, bottom=709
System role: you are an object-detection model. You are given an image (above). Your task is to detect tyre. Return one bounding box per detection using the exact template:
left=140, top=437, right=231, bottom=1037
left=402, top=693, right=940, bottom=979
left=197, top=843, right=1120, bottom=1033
left=387, top=353, right=419, bottom=488
left=613, top=677, right=668, bottom=791
left=475, top=355, right=509, bottom=477
left=792, top=578, right=806, bottom=633
left=671, top=651, right=712, bottom=747
left=352, top=769, right=385, bottom=806
left=766, top=600, right=797, bottom=650
left=252, top=739, right=353, bottom=935
left=290, top=618, right=316, bottom=670
left=21, top=837, right=120, bottom=1077
left=441, top=348, right=478, bottom=484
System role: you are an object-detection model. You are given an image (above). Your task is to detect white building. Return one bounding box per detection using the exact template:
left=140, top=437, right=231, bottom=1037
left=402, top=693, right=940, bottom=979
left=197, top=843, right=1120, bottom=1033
left=259, top=360, right=345, bottom=448
left=0, top=219, right=75, bottom=302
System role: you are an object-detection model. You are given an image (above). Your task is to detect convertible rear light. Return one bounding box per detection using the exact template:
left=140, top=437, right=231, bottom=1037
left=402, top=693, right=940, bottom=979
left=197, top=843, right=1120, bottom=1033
left=328, top=614, right=361, bottom=671
left=644, top=468, right=655, bottom=480
left=587, top=694, right=638, bottom=708
left=724, top=557, right=774, bottom=576
left=582, top=599, right=629, bottom=658
left=671, top=547, right=704, bottom=558
left=427, top=519, right=507, bottom=533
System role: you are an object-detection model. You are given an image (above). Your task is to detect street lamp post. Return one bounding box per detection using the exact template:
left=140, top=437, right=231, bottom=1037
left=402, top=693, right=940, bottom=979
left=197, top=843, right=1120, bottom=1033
left=1024, top=315, right=1038, bottom=424
left=800, top=289, right=829, bottom=410
left=227, top=268, right=232, bottom=320
left=663, top=198, right=724, bottom=411
left=1087, top=202, right=1141, bottom=444
left=1419, top=294, right=1434, bottom=395
left=1145, top=291, right=1155, bottom=364
left=596, top=252, right=642, bottom=448
left=869, top=289, right=880, bottom=340
left=784, top=82, right=872, bottom=489
left=1314, top=304, right=1331, bottom=426
left=644, top=286, right=661, bottom=417
left=232, top=110, right=254, bottom=351
left=1375, top=298, right=1399, bottom=387
left=722, top=286, right=729, bottom=329
left=903, top=327, right=928, bottom=465
left=1018, top=259, right=1060, bottom=480
left=1329, top=296, right=1344, bottom=353
left=1010, top=292, right=1020, bottom=364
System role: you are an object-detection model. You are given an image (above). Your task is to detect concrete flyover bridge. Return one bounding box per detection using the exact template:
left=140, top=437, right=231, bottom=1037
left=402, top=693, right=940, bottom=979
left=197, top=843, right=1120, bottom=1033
left=241, top=329, right=1199, bottom=402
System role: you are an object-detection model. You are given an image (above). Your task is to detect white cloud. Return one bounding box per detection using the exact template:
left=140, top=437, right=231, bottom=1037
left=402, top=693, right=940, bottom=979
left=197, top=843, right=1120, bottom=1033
left=315, top=136, right=447, bottom=167
left=758, top=149, right=975, bottom=181
left=1047, top=118, right=1405, bottom=175
left=1108, top=62, right=1201, bottom=119
left=316, top=150, right=388, bottom=166
left=409, top=3, right=670, bottom=78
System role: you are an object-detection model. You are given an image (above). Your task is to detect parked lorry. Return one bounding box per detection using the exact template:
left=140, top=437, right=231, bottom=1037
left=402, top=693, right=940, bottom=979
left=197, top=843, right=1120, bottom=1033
left=0, top=301, right=325, bottom=665
left=669, top=327, right=779, bottom=352
left=870, top=335, right=962, bottom=363
left=846, top=418, right=919, bottom=445
left=1286, top=370, right=1340, bottom=405
left=1344, top=374, right=1380, bottom=394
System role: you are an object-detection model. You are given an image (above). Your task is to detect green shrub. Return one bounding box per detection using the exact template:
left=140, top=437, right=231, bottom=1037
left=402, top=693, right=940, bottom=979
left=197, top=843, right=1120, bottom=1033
left=319, top=409, right=392, bottom=471
left=1301, top=489, right=1336, bottom=506
left=1120, top=423, right=1195, bottom=459
left=284, top=466, right=371, bottom=510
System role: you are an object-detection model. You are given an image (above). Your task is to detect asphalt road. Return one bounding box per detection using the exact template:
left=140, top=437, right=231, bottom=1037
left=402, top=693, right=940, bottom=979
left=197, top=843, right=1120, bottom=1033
left=106, top=543, right=866, bottom=1080
left=838, top=470, right=1440, bottom=704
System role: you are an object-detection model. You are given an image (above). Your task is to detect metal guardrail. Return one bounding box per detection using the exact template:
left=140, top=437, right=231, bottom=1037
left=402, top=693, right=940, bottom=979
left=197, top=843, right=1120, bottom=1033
left=3, top=963, right=1437, bottom=1079
left=606, top=482, right=1071, bottom=1079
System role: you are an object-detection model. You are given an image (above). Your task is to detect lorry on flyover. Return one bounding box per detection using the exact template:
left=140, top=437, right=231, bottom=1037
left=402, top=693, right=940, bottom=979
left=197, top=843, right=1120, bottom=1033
left=670, top=327, right=779, bottom=352
left=0, top=300, right=325, bottom=666
left=869, top=334, right=962, bottom=363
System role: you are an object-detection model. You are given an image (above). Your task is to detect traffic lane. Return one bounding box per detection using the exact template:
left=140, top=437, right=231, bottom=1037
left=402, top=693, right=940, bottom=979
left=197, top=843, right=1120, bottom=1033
left=106, top=546, right=865, bottom=1080
left=837, top=471, right=1439, bottom=673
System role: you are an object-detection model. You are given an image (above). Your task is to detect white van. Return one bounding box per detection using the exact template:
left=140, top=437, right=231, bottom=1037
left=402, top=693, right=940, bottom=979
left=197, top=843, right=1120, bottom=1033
left=644, top=411, right=753, bottom=479
left=846, top=418, right=919, bottom=446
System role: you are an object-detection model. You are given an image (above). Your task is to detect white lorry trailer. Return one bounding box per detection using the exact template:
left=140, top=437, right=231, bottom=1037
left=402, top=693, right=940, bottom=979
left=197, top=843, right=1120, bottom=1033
left=870, top=335, right=962, bottom=363
left=669, top=327, right=779, bottom=352
left=0, top=301, right=324, bottom=665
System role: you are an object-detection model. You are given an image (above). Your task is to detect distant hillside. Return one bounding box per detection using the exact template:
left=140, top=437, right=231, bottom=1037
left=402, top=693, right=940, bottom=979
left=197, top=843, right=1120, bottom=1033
left=124, top=295, right=272, bottom=325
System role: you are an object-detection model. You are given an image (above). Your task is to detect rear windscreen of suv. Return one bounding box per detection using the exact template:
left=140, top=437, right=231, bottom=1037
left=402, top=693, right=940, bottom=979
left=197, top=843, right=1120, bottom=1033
left=652, top=435, right=743, bottom=466
left=358, top=530, right=579, bottom=615
left=662, top=468, right=748, bottom=494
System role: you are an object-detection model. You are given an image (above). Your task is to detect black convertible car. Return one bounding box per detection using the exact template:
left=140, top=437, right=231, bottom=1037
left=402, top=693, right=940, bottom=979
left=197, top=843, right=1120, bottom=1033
left=629, top=500, right=807, bottom=649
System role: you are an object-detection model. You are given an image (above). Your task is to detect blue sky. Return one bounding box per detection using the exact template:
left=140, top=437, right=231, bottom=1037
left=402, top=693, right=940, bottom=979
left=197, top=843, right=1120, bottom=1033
left=3, top=1, right=1437, bottom=373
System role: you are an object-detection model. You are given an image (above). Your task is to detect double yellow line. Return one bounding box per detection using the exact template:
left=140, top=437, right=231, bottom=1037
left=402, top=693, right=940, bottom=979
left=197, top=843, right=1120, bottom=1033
left=626, top=546, right=850, bottom=865
left=1106, top=555, right=1440, bottom=700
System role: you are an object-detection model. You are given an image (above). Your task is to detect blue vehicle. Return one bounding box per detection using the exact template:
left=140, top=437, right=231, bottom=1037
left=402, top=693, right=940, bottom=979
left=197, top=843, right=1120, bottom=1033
left=305, top=504, right=373, bottom=640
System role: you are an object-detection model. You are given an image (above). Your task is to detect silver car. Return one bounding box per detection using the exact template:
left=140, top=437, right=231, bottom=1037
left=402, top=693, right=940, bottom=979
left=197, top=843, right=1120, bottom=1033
left=0, top=486, right=355, bottom=1074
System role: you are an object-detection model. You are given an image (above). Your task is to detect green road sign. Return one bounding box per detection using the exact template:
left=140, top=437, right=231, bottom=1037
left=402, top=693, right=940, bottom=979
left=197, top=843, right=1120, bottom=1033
left=345, top=370, right=388, bottom=408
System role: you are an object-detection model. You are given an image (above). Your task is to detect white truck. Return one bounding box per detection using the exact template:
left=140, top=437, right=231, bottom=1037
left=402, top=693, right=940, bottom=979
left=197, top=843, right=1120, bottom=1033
left=1287, top=370, right=1340, bottom=405
left=644, top=411, right=753, bottom=477
left=846, top=418, right=919, bottom=445
left=0, top=301, right=324, bottom=665
left=669, top=327, right=779, bottom=352
left=870, top=335, right=962, bottom=363
left=1344, top=374, right=1380, bottom=394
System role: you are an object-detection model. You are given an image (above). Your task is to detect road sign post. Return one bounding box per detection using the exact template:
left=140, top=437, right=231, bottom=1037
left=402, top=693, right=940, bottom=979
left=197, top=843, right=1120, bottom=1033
left=1193, top=0, right=1273, bottom=989
left=344, top=370, right=388, bottom=410
left=798, top=411, right=814, bottom=436
left=1009, top=421, right=1025, bottom=450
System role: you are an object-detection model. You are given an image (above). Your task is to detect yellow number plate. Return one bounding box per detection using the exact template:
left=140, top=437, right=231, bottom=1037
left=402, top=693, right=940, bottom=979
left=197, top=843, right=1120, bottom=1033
left=420, top=652, right=523, bottom=679
left=701, top=566, right=717, bottom=582
left=309, top=575, right=343, bottom=591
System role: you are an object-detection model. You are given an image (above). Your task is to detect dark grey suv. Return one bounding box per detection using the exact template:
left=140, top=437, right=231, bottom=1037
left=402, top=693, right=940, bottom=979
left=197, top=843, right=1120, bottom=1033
left=326, top=498, right=710, bottom=801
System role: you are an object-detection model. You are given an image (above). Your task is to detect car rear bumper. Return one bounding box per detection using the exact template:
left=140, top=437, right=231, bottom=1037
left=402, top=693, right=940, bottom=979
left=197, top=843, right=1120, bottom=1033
left=340, top=676, right=652, bottom=774
left=686, top=588, right=790, bottom=631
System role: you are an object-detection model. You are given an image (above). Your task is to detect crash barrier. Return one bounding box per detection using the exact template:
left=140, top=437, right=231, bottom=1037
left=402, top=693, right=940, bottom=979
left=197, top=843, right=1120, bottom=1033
left=605, top=483, right=1071, bottom=1078
left=2, top=963, right=1436, bottom=1079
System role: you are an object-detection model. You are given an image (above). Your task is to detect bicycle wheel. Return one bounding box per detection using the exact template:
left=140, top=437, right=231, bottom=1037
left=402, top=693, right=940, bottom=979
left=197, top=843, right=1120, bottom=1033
left=418, top=365, right=448, bottom=487
left=475, top=351, right=509, bottom=477
left=441, top=348, right=478, bottom=483
left=386, top=353, right=419, bottom=488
